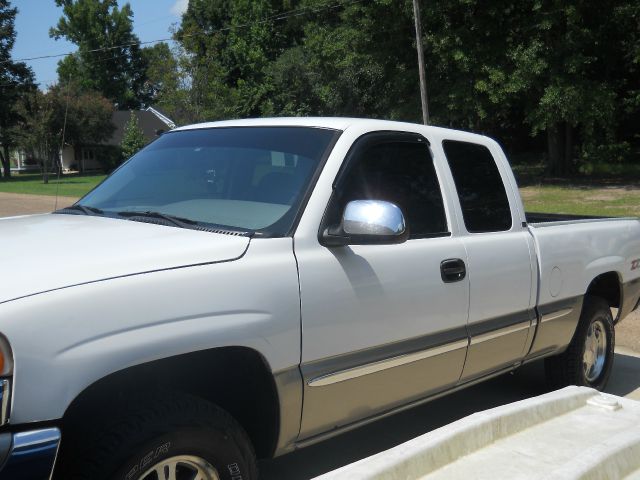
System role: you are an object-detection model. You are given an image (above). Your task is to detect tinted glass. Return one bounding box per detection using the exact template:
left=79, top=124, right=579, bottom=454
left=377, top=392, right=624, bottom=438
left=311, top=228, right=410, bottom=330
left=331, top=140, right=448, bottom=238
left=443, top=140, right=512, bottom=233
left=80, top=127, right=338, bottom=236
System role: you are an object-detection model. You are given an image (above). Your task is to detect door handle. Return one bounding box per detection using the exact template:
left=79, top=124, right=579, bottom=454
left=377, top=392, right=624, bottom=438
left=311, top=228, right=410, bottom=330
left=441, top=258, right=466, bottom=283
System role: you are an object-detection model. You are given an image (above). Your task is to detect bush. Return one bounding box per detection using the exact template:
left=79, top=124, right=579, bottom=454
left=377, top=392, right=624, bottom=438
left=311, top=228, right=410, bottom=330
left=580, top=142, right=633, bottom=165
left=120, top=112, right=146, bottom=161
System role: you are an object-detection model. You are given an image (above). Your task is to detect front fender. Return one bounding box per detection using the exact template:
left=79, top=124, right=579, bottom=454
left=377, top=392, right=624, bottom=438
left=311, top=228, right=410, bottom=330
left=0, top=238, right=300, bottom=425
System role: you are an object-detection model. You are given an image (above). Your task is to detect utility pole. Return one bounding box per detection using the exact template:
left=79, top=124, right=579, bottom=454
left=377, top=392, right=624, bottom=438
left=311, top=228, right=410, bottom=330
left=412, top=0, right=429, bottom=125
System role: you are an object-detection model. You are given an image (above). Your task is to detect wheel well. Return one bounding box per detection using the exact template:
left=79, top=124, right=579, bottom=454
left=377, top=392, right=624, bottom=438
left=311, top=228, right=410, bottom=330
left=60, top=347, right=280, bottom=459
left=586, top=272, right=621, bottom=311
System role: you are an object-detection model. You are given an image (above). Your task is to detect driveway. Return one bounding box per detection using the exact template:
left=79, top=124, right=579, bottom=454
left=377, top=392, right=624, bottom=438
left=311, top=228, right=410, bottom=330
left=259, top=348, right=640, bottom=479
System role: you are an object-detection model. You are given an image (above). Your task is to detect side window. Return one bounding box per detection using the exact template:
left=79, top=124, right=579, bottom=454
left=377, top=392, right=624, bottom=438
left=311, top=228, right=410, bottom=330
left=442, top=140, right=512, bottom=233
left=330, top=138, right=448, bottom=238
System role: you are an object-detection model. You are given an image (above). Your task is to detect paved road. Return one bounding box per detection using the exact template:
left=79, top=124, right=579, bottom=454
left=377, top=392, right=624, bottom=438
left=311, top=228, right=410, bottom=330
left=2, top=191, right=639, bottom=479
left=0, top=192, right=78, bottom=217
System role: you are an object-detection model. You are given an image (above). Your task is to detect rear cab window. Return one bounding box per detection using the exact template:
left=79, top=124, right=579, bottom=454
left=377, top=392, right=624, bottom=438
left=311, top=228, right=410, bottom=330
left=442, top=140, right=512, bottom=233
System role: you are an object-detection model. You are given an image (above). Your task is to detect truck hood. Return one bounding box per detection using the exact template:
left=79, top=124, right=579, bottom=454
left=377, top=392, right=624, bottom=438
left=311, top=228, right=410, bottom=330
left=0, top=213, right=250, bottom=304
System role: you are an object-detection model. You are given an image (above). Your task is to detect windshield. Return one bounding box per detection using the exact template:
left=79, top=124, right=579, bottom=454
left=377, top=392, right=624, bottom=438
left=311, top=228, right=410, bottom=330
left=79, top=126, right=339, bottom=236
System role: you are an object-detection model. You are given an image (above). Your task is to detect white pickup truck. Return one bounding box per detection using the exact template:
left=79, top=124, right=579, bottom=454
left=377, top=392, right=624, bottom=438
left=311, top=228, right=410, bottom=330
left=0, top=118, right=639, bottom=480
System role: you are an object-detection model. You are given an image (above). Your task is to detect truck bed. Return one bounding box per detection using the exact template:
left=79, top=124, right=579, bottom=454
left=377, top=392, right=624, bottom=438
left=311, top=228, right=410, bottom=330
left=525, top=212, right=633, bottom=226
left=524, top=211, right=640, bottom=315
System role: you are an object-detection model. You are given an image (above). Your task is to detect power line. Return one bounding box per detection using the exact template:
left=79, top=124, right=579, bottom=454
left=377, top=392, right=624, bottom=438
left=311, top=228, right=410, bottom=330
left=2, top=0, right=365, bottom=66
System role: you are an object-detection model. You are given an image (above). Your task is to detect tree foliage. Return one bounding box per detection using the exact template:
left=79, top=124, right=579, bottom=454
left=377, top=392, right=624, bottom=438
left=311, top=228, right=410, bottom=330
left=50, top=0, right=149, bottom=109
left=175, top=0, right=286, bottom=120
left=140, top=42, right=196, bottom=123
left=14, top=83, right=115, bottom=179
left=166, top=0, right=639, bottom=173
left=0, top=0, right=36, bottom=178
left=120, top=111, right=146, bottom=160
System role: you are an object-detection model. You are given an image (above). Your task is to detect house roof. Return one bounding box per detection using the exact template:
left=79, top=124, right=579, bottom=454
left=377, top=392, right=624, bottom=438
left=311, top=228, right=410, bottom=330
left=105, top=108, right=175, bottom=147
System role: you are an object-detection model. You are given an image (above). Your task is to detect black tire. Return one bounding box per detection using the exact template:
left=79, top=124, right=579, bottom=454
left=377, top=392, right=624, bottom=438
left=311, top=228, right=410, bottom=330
left=56, top=394, right=257, bottom=480
left=545, top=296, right=615, bottom=391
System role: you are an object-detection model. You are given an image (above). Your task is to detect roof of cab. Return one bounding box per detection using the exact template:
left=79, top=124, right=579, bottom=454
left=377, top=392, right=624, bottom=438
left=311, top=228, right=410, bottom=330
left=172, top=117, right=493, bottom=144
left=174, top=117, right=358, bottom=131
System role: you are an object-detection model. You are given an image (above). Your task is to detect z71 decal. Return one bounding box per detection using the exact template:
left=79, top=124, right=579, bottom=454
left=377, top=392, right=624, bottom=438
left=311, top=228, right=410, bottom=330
left=632, top=259, right=640, bottom=271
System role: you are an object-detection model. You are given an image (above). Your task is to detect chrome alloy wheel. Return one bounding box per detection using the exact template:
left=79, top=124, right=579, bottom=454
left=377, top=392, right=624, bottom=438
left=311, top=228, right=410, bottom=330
left=583, top=319, right=608, bottom=383
left=137, top=455, right=220, bottom=480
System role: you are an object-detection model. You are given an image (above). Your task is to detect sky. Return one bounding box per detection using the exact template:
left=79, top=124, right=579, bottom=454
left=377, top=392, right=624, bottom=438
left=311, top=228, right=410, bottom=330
left=11, top=0, right=189, bottom=88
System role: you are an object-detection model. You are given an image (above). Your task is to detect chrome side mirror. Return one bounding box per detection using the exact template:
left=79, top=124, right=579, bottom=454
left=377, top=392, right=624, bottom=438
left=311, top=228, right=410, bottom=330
left=321, top=200, right=409, bottom=246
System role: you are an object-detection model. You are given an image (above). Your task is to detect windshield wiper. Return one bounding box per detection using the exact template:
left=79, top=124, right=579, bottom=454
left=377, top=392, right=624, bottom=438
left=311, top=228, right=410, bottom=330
left=54, top=204, right=104, bottom=216
left=117, top=210, right=198, bottom=228
left=117, top=210, right=254, bottom=236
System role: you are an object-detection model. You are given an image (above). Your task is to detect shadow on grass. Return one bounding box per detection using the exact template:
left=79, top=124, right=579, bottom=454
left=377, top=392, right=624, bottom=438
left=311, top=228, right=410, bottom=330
left=520, top=178, right=640, bottom=190
left=0, top=173, right=103, bottom=184
left=513, top=167, right=640, bottom=190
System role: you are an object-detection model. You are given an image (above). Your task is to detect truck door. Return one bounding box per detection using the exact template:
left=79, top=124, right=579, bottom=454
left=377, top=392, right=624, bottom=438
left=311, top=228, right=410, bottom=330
left=440, top=139, right=536, bottom=380
left=295, top=132, right=470, bottom=439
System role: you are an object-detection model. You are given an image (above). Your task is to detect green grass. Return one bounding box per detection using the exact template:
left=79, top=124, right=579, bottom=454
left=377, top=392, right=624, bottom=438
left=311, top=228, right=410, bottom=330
left=520, top=185, right=640, bottom=217
left=0, top=173, right=106, bottom=198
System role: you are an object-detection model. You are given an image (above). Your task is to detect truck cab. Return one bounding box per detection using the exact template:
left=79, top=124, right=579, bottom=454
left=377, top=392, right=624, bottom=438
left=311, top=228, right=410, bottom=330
left=0, top=118, right=638, bottom=480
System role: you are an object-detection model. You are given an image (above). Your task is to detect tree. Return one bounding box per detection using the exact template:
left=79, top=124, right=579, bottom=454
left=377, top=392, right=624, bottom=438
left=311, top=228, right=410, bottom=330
left=469, top=0, right=630, bottom=174
left=141, top=42, right=193, bottom=124
left=50, top=0, right=149, bottom=109
left=13, top=90, right=58, bottom=182
left=174, top=0, right=439, bottom=122
left=171, top=0, right=639, bottom=173
left=0, top=0, right=36, bottom=178
left=14, top=83, right=115, bottom=181
left=269, top=0, right=420, bottom=120
left=120, top=111, right=146, bottom=160
left=421, top=0, right=640, bottom=174
left=141, top=43, right=178, bottom=106
left=176, top=0, right=303, bottom=120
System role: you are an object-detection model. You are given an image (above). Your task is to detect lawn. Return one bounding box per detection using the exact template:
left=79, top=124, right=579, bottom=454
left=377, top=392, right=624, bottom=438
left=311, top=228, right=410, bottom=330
left=0, top=173, right=106, bottom=198
left=512, top=161, right=640, bottom=217
left=520, top=184, right=640, bottom=217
